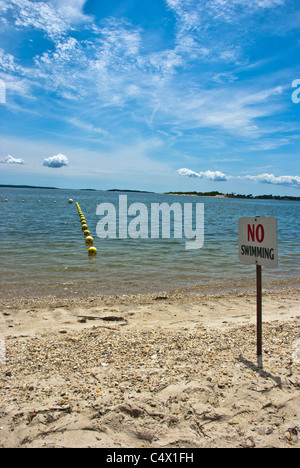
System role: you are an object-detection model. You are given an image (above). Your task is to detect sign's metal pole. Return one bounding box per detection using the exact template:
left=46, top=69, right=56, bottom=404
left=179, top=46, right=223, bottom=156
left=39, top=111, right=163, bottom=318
left=256, top=265, right=262, bottom=356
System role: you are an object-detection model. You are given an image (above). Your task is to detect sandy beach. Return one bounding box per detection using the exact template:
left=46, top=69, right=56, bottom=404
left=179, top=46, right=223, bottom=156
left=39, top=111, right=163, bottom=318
left=0, top=282, right=299, bottom=448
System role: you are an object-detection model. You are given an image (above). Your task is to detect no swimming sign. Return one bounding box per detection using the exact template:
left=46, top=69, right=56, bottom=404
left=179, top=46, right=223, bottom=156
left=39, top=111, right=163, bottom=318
left=238, top=216, right=278, bottom=357
left=239, top=217, right=278, bottom=269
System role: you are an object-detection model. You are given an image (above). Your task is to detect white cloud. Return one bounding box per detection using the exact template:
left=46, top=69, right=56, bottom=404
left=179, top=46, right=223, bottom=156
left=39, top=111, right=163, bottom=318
left=0, top=0, right=293, bottom=152
left=43, top=154, right=69, bottom=168
left=0, top=49, right=23, bottom=74
left=178, top=168, right=300, bottom=188
left=153, top=84, right=285, bottom=139
left=38, top=37, right=79, bottom=64
left=29, top=18, right=145, bottom=104
left=67, top=118, right=108, bottom=135
left=165, top=0, right=286, bottom=69
left=143, top=49, right=184, bottom=78
left=93, top=19, right=142, bottom=72
left=177, top=168, right=227, bottom=181
left=2, top=0, right=91, bottom=40
left=14, top=0, right=70, bottom=38
left=52, top=0, right=90, bottom=23
left=166, top=0, right=285, bottom=23
left=244, top=173, right=300, bottom=187
left=0, top=155, right=25, bottom=164
left=0, top=1, right=288, bottom=138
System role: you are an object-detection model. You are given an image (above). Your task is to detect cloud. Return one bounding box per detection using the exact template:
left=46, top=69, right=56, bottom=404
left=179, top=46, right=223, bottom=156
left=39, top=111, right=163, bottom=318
left=159, top=85, right=285, bottom=139
left=43, top=154, right=69, bottom=168
left=165, top=0, right=285, bottom=60
left=243, top=173, right=300, bottom=187
left=1, top=0, right=91, bottom=41
left=68, top=118, right=108, bottom=135
left=177, top=168, right=227, bottom=181
left=178, top=168, right=300, bottom=188
left=0, top=0, right=294, bottom=165
left=0, top=155, right=24, bottom=164
left=10, top=0, right=69, bottom=38
left=52, top=0, right=90, bottom=23
left=0, top=49, right=24, bottom=74
left=0, top=1, right=288, bottom=142
left=166, top=0, right=285, bottom=24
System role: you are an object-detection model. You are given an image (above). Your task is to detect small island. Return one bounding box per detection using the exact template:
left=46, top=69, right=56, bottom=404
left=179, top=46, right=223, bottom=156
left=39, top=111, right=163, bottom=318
left=165, top=191, right=300, bottom=201
left=0, top=184, right=58, bottom=190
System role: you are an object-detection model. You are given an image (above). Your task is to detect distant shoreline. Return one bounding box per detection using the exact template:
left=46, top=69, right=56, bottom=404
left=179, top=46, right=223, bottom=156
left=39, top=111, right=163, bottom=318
left=165, top=191, right=300, bottom=201
left=0, top=185, right=153, bottom=194
left=0, top=184, right=58, bottom=190
left=0, top=185, right=299, bottom=201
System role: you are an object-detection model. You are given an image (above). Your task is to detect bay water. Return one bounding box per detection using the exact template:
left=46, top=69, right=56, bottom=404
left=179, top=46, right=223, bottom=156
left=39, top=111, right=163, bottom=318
left=0, top=187, right=299, bottom=296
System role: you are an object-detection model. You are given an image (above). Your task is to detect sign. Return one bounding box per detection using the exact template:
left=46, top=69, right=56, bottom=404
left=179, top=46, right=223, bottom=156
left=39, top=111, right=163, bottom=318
left=238, top=217, right=278, bottom=269
left=238, top=216, right=278, bottom=358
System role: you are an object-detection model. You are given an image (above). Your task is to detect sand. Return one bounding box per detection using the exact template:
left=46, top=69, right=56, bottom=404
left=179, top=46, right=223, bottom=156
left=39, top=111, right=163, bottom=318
left=0, top=283, right=299, bottom=448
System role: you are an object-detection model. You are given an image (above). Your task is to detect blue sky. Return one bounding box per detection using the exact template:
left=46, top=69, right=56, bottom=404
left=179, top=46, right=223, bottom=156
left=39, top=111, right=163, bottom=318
left=0, top=0, right=299, bottom=194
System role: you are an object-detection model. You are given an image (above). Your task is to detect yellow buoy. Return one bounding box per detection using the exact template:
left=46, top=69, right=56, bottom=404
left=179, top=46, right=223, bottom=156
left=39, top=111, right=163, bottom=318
left=5, top=199, right=8, bottom=202
left=88, top=247, right=97, bottom=257
left=82, top=224, right=88, bottom=231
left=84, top=230, right=90, bottom=237
left=85, top=236, right=94, bottom=246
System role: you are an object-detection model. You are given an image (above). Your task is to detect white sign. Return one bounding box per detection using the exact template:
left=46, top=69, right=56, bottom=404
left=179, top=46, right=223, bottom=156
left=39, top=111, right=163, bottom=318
left=239, top=217, right=278, bottom=268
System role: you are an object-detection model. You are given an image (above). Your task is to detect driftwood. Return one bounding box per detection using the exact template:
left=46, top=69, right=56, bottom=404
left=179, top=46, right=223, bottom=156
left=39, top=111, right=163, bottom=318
left=77, top=315, right=127, bottom=322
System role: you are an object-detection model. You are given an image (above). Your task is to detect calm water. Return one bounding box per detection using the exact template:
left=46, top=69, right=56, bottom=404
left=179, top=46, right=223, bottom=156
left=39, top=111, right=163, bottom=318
left=0, top=187, right=299, bottom=296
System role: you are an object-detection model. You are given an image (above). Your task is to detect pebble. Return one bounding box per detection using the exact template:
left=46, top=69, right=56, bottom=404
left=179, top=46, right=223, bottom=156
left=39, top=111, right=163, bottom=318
left=0, top=318, right=299, bottom=448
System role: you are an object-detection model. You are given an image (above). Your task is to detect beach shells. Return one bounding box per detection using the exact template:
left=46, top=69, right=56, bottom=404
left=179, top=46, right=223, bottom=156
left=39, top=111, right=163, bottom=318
left=0, top=289, right=299, bottom=448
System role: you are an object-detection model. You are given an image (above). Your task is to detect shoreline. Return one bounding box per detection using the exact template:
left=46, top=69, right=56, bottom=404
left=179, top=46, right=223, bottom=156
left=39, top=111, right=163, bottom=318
left=1, top=282, right=299, bottom=338
left=2, top=185, right=300, bottom=201
left=0, top=276, right=299, bottom=309
left=0, top=282, right=299, bottom=448
left=165, top=192, right=300, bottom=202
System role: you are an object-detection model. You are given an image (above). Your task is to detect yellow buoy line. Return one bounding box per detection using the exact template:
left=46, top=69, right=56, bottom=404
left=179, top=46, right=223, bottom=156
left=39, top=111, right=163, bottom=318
left=76, top=202, right=97, bottom=257
left=2, top=199, right=58, bottom=203
left=2, top=199, right=77, bottom=204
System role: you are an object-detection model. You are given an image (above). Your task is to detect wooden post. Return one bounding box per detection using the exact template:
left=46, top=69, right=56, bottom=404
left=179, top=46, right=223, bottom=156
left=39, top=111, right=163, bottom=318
left=256, top=265, right=262, bottom=356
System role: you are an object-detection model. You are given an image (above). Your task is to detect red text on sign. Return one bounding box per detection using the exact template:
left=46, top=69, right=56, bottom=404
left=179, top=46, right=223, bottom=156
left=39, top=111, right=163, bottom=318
left=247, top=224, right=265, bottom=244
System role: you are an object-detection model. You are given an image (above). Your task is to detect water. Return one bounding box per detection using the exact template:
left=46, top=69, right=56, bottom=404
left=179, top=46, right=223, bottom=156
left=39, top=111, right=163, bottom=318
left=0, top=187, right=299, bottom=296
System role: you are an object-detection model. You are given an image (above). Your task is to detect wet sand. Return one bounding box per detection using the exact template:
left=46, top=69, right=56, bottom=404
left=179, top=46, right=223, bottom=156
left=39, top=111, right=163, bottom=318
left=0, top=282, right=299, bottom=448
